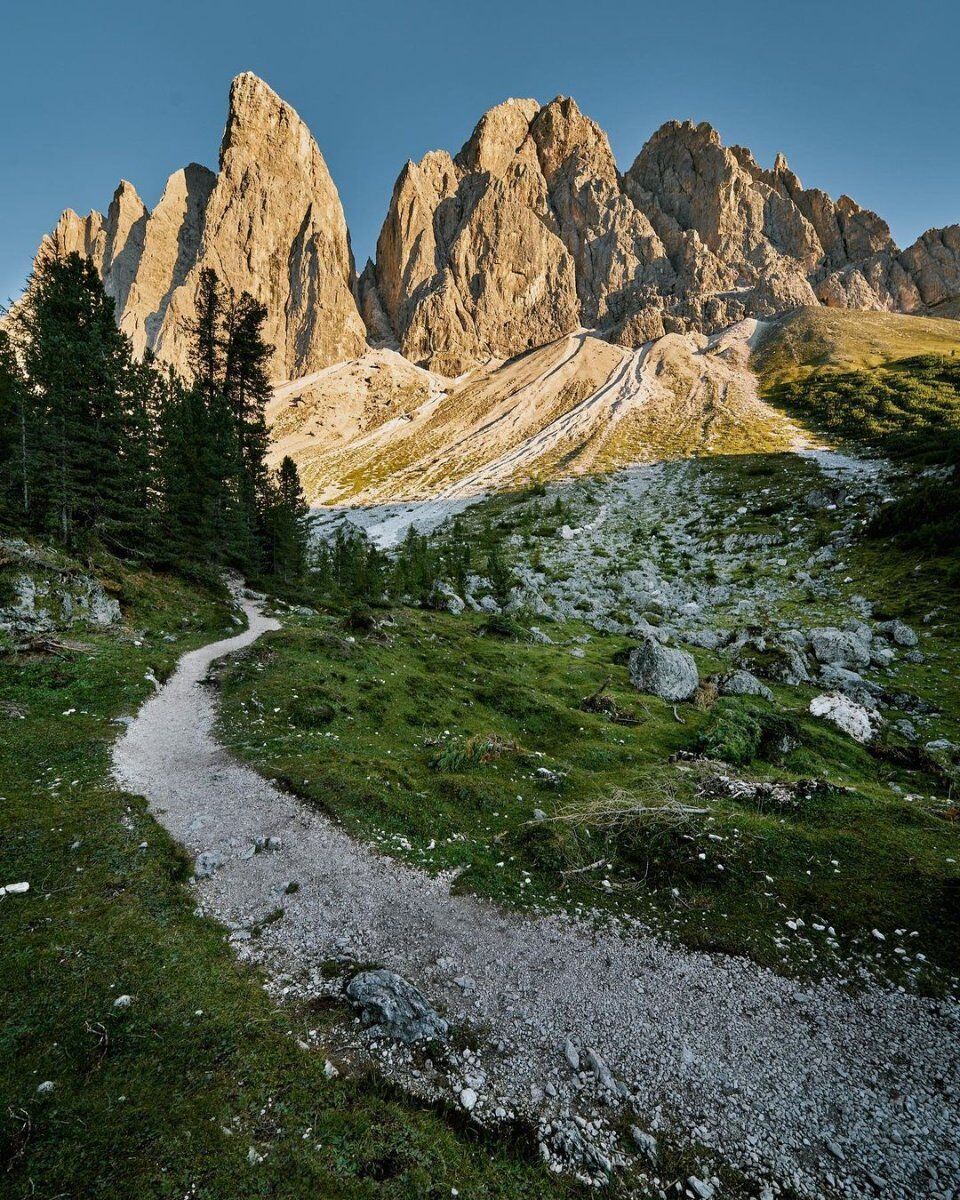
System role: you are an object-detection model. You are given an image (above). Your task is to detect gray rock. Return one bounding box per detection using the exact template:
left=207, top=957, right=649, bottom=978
left=195, top=850, right=223, bottom=879
left=629, top=1125, right=658, bottom=1164
left=819, top=665, right=882, bottom=709
left=563, top=1037, right=580, bottom=1071
left=688, top=1177, right=715, bottom=1200
left=630, top=617, right=671, bottom=644
left=809, top=627, right=871, bottom=670
left=809, top=693, right=879, bottom=743
left=430, top=580, right=465, bottom=615
left=683, top=628, right=723, bottom=650
left=345, top=969, right=448, bottom=1044
left=877, top=618, right=919, bottom=647
left=720, top=670, right=774, bottom=702
left=925, top=739, right=955, bottom=753
left=584, top=1047, right=617, bottom=1092
left=628, top=637, right=699, bottom=702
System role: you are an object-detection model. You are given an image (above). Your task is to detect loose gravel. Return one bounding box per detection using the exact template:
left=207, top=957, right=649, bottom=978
left=113, top=600, right=960, bottom=1199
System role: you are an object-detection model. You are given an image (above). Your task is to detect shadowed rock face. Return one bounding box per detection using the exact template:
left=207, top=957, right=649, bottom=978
left=118, top=163, right=216, bottom=358
left=37, top=77, right=960, bottom=379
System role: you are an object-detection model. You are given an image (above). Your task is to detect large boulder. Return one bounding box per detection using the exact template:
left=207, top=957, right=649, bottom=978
left=818, top=664, right=883, bottom=710
left=808, top=627, right=872, bottom=671
left=628, top=637, right=699, bottom=702
left=876, top=619, right=919, bottom=648
left=809, top=693, right=879, bottom=743
left=345, top=969, right=448, bottom=1044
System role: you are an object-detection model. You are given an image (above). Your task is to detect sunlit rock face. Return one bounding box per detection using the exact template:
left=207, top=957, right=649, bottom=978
left=38, top=76, right=960, bottom=379
left=38, top=72, right=366, bottom=380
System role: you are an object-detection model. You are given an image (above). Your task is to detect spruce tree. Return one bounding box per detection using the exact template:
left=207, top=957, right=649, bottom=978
left=11, top=252, right=153, bottom=551
left=0, top=330, right=27, bottom=523
left=262, top=455, right=310, bottom=582
left=223, top=290, right=272, bottom=566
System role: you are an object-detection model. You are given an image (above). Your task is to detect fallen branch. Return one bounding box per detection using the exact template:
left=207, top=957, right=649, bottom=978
left=560, top=857, right=607, bottom=878
left=551, top=786, right=709, bottom=831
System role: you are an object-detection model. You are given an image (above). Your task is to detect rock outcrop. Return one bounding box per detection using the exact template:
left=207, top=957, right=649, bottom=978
left=37, top=73, right=366, bottom=380
left=628, top=637, right=700, bottom=702
left=366, top=105, right=960, bottom=371
left=371, top=100, right=580, bottom=375
left=118, top=163, right=216, bottom=357
left=155, top=73, right=366, bottom=378
left=36, top=79, right=960, bottom=379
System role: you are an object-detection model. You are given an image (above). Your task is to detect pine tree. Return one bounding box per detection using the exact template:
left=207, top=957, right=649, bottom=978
left=262, top=456, right=310, bottom=582
left=11, top=253, right=153, bottom=551
left=223, top=290, right=272, bottom=567
left=0, top=330, right=27, bottom=523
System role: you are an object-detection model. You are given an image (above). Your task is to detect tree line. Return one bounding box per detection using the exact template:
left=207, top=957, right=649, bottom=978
left=0, top=253, right=309, bottom=583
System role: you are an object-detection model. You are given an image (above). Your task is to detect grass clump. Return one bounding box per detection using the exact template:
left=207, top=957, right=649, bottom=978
left=697, top=700, right=801, bottom=766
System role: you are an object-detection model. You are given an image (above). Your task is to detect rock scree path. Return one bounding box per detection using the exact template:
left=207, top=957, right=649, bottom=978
left=113, top=598, right=960, bottom=1199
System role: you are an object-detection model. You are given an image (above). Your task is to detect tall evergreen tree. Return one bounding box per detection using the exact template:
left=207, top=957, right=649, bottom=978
left=10, top=253, right=154, bottom=551
left=262, top=455, right=310, bottom=582
left=162, top=268, right=277, bottom=573
left=223, top=290, right=272, bottom=566
left=0, top=330, right=27, bottom=523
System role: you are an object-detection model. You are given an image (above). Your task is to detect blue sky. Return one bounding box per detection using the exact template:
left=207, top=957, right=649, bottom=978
left=3, top=0, right=958, bottom=307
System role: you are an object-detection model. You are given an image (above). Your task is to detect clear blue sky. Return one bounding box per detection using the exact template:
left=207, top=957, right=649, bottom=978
left=3, top=0, right=958, bottom=307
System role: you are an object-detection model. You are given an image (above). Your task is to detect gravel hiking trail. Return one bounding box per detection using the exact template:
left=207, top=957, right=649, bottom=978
left=113, top=599, right=960, bottom=1199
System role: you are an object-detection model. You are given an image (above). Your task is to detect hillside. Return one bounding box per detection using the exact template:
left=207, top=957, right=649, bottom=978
left=265, top=308, right=960, bottom=506
left=268, top=321, right=811, bottom=504
left=753, top=305, right=960, bottom=388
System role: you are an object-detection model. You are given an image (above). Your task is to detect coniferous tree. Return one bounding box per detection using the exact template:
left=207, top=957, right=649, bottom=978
left=0, top=330, right=28, bottom=523
left=5, top=256, right=301, bottom=586
left=10, top=253, right=154, bottom=551
left=262, top=455, right=310, bottom=581
left=223, top=290, right=272, bottom=565
left=170, top=269, right=275, bottom=572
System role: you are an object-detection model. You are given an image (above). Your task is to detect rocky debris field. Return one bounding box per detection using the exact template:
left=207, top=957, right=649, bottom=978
left=113, top=587, right=960, bottom=1200
left=447, top=450, right=957, bottom=764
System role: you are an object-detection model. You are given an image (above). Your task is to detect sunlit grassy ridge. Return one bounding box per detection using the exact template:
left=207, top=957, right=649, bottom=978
left=753, top=306, right=960, bottom=389
left=755, top=307, right=960, bottom=561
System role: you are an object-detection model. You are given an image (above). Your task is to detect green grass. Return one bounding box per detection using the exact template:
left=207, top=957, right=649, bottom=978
left=753, top=306, right=960, bottom=389
left=764, top=354, right=960, bottom=465
left=0, top=552, right=580, bottom=1199
left=758, top=341, right=960, bottom=568
left=215, top=603, right=960, bottom=992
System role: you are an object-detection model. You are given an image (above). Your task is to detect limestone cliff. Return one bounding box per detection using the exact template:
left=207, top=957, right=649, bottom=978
left=37, top=79, right=960, bottom=380
left=368, top=105, right=960, bottom=371
left=38, top=73, right=366, bottom=380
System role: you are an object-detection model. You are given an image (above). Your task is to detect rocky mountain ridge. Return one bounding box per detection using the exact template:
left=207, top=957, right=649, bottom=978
left=38, top=73, right=366, bottom=380
left=36, top=73, right=960, bottom=381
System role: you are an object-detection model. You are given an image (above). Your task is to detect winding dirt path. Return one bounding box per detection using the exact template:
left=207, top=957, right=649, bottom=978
left=113, top=599, right=960, bottom=1198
